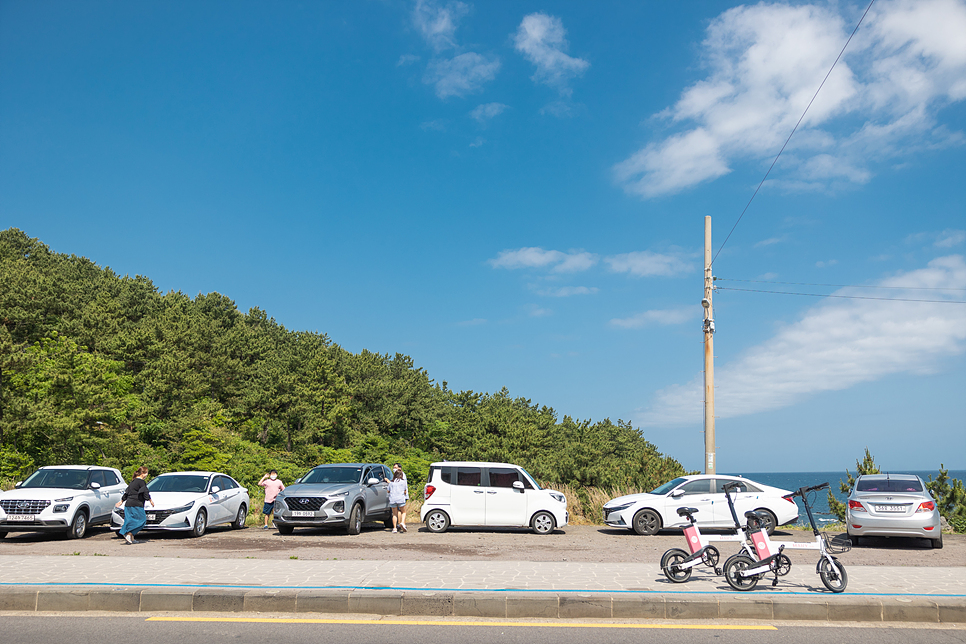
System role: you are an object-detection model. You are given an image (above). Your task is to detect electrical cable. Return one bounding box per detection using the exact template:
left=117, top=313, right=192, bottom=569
left=716, top=278, right=966, bottom=292
left=715, top=286, right=966, bottom=304
left=710, top=0, right=877, bottom=266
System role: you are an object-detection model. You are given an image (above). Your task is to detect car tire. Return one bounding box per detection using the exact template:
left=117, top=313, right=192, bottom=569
left=232, top=504, right=248, bottom=529
left=191, top=509, right=207, bottom=538
left=346, top=503, right=363, bottom=535
left=425, top=509, right=450, bottom=533
left=277, top=524, right=294, bottom=535
left=932, top=533, right=943, bottom=549
left=755, top=509, right=777, bottom=536
left=531, top=511, right=555, bottom=535
left=67, top=510, right=88, bottom=540
left=384, top=514, right=394, bottom=530
left=632, top=509, right=661, bottom=535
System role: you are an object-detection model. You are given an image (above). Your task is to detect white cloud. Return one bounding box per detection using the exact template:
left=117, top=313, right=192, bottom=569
left=425, top=53, right=501, bottom=98
left=488, top=247, right=598, bottom=273
left=470, top=102, right=509, bottom=123
left=397, top=54, right=421, bottom=67
left=755, top=237, right=786, bottom=248
left=639, top=255, right=966, bottom=425
left=605, top=251, right=693, bottom=277
left=815, top=259, right=838, bottom=268
left=538, top=286, right=599, bottom=297
left=413, top=0, right=469, bottom=52
left=527, top=304, right=553, bottom=317
left=615, top=0, right=966, bottom=197
left=457, top=318, right=487, bottom=326
left=936, top=229, right=966, bottom=248
left=610, top=307, right=695, bottom=329
left=513, top=13, right=589, bottom=95
left=420, top=119, right=448, bottom=131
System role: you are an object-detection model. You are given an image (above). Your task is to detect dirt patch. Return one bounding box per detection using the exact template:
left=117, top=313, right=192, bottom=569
left=1, top=523, right=962, bottom=566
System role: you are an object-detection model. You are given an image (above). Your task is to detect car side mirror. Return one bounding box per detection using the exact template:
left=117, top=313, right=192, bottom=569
left=295, top=477, right=302, bottom=484
left=367, top=478, right=380, bottom=486
left=14, top=481, right=22, bottom=488
left=512, top=481, right=524, bottom=490
left=90, top=482, right=101, bottom=489
left=211, top=486, right=221, bottom=493
left=670, top=489, right=684, bottom=498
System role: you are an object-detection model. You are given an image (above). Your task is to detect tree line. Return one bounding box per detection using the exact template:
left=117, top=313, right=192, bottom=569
left=0, top=228, right=688, bottom=497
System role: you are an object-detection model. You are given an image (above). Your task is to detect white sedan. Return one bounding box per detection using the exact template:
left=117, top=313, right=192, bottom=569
left=111, top=471, right=249, bottom=537
left=603, top=474, right=798, bottom=536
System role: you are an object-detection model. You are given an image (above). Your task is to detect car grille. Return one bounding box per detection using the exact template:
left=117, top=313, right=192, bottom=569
left=1, top=499, right=51, bottom=515
left=284, top=497, right=326, bottom=512
left=147, top=509, right=179, bottom=525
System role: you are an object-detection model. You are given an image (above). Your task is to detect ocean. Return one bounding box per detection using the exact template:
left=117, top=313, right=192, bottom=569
left=726, top=470, right=966, bottom=528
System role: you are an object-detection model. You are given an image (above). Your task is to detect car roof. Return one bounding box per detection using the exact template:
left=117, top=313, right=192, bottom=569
left=429, top=461, right=522, bottom=468
left=40, top=465, right=115, bottom=471
left=309, top=463, right=382, bottom=468
left=155, top=471, right=218, bottom=477
left=856, top=473, right=920, bottom=480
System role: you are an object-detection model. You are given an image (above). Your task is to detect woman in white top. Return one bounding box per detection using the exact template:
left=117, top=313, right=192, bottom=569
left=384, top=470, right=409, bottom=533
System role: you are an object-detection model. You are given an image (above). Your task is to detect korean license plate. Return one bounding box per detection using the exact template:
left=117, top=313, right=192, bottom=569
left=7, top=514, right=35, bottom=522
left=290, top=511, right=314, bottom=517
left=876, top=505, right=905, bottom=512
left=147, top=514, right=156, bottom=521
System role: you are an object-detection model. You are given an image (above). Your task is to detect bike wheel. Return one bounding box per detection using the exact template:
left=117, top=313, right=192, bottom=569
left=775, top=553, right=792, bottom=576
left=661, top=548, right=692, bottom=583
left=724, top=555, right=760, bottom=591
left=702, top=545, right=720, bottom=568
left=819, top=557, right=848, bottom=593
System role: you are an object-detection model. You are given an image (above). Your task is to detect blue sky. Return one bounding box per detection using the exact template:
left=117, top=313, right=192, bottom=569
left=2, top=0, right=964, bottom=473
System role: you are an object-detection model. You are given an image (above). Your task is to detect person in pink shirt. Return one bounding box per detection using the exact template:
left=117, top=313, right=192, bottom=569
left=258, top=470, right=285, bottom=530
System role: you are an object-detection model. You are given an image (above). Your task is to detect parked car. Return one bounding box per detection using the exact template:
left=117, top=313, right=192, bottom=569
left=111, top=471, right=249, bottom=537
left=420, top=461, right=568, bottom=534
left=846, top=474, right=942, bottom=549
left=0, top=465, right=126, bottom=540
left=273, top=463, right=394, bottom=535
left=602, top=474, right=798, bottom=536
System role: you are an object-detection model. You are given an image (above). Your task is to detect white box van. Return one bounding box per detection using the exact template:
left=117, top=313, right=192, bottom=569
left=420, top=461, right=568, bottom=534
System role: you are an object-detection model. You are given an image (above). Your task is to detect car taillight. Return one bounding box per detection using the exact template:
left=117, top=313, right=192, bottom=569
left=848, top=500, right=865, bottom=512
left=424, top=485, right=436, bottom=500
left=783, top=495, right=796, bottom=504
left=916, top=501, right=935, bottom=513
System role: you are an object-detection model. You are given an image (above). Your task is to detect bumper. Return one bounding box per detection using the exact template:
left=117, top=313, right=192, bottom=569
left=847, top=511, right=941, bottom=538
left=603, top=508, right=630, bottom=528
left=0, top=518, right=70, bottom=533
left=111, top=510, right=195, bottom=532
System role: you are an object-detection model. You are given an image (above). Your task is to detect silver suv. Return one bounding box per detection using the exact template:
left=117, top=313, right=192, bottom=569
left=273, top=463, right=393, bottom=535
left=0, top=465, right=127, bottom=540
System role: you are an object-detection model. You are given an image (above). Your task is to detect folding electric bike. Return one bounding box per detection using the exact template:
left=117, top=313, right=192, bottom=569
left=660, top=507, right=723, bottom=582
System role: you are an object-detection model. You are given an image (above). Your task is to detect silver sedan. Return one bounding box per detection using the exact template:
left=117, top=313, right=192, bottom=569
left=846, top=474, right=942, bottom=549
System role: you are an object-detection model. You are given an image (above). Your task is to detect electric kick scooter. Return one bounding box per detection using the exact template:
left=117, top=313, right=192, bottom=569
left=723, top=482, right=850, bottom=592
left=660, top=507, right=722, bottom=582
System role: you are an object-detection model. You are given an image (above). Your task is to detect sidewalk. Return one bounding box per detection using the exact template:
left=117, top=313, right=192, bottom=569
left=1, top=555, right=964, bottom=623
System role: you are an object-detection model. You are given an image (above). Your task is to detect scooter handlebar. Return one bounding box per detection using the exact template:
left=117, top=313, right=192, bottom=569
left=792, top=482, right=830, bottom=496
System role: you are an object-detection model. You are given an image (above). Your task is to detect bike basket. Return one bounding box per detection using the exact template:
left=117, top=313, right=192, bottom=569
left=822, top=532, right=852, bottom=554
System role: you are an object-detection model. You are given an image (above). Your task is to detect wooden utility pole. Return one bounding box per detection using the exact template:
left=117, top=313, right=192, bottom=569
left=703, top=215, right=716, bottom=474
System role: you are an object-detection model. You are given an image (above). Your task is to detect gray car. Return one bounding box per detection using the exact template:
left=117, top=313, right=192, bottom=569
left=846, top=474, right=943, bottom=549
left=273, top=463, right=393, bottom=535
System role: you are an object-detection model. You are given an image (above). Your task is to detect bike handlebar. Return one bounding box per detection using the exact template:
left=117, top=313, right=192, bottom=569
left=792, top=482, right=830, bottom=496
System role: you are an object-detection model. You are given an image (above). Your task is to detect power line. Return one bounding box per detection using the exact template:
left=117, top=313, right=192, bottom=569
left=716, top=278, right=966, bottom=292
left=716, top=286, right=966, bottom=304
left=711, top=0, right=877, bottom=266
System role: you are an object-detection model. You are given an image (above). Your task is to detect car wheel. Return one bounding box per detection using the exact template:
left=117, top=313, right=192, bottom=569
left=531, top=511, right=555, bottom=535
left=67, top=510, right=88, bottom=540
left=384, top=514, right=394, bottom=530
left=755, top=509, right=777, bottom=536
left=632, top=509, right=661, bottom=535
left=232, top=504, right=248, bottom=529
left=932, top=532, right=943, bottom=549
left=191, top=509, right=208, bottom=538
left=277, top=524, right=294, bottom=535
left=346, top=503, right=363, bottom=535
left=425, top=509, right=450, bottom=533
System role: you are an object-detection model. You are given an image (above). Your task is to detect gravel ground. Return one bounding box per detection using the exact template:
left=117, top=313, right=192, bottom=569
left=1, top=523, right=961, bottom=566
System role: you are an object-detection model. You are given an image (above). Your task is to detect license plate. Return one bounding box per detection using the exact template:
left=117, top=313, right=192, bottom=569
left=876, top=505, right=905, bottom=512
left=7, top=514, right=35, bottom=522
left=147, top=514, right=156, bottom=521
left=290, top=511, right=314, bottom=517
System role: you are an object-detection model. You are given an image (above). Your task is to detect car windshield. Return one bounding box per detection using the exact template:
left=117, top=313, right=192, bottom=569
left=302, top=466, right=363, bottom=485
left=20, top=469, right=90, bottom=490
left=518, top=468, right=542, bottom=490
left=650, top=477, right=688, bottom=495
left=147, top=475, right=211, bottom=493
left=856, top=478, right=923, bottom=493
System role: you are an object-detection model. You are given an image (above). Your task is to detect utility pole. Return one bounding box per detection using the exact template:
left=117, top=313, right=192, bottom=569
left=702, top=215, right=716, bottom=474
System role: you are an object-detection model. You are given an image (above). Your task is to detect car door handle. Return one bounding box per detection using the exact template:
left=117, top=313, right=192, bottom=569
left=474, top=490, right=484, bottom=494
left=486, top=491, right=497, bottom=494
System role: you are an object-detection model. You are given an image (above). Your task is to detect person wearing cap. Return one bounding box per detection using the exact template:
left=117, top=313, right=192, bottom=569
left=258, top=470, right=285, bottom=530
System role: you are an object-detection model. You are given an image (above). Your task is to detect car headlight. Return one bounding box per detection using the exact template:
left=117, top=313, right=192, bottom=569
left=328, top=491, right=350, bottom=497
left=167, top=501, right=196, bottom=514
left=604, top=502, right=633, bottom=512
left=54, top=496, right=74, bottom=502
left=550, top=492, right=566, bottom=504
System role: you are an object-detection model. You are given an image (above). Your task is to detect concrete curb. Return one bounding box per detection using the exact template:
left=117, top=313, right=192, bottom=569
left=0, top=586, right=963, bottom=623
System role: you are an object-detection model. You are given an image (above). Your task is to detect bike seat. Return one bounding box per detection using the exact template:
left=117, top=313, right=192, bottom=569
left=743, top=511, right=759, bottom=520
left=677, top=507, right=699, bottom=517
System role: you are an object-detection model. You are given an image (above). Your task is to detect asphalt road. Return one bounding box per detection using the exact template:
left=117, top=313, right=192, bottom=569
left=1, top=523, right=962, bottom=567
left=0, top=615, right=964, bottom=644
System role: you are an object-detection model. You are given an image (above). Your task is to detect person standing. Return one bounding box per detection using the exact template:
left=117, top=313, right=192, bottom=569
left=116, top=466, right=153, bottom=545
left=384, top=469, right=408, bottom=533
left=392, top=463, right=410, bottom=531
left=258, top=470, right=285, bottom=530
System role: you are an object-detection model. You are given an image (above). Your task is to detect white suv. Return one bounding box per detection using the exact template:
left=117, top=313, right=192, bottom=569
left=0, top=465, right=127, bottom=540
left=420, top=461, right=568, bottom=534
